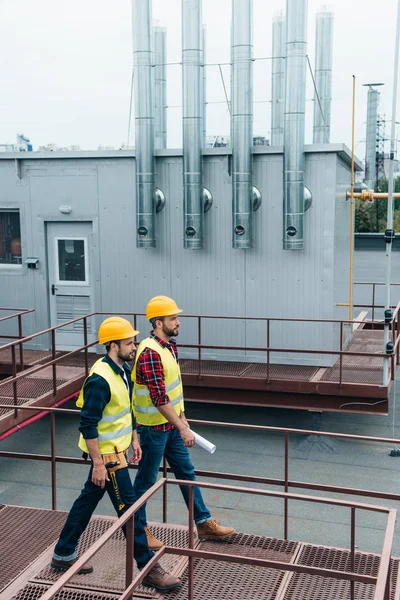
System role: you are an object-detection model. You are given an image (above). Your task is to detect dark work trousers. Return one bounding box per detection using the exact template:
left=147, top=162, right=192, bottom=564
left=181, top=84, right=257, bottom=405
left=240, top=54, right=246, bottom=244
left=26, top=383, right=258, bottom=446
left=54, top=463, right=154, bottom=569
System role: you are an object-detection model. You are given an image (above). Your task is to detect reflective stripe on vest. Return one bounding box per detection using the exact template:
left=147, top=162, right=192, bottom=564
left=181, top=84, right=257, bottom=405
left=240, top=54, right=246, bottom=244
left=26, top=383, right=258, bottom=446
left=134, top=377, right=181, bottom=397
left=77, top=358, right=132, bottom=455
left=134, top=393, right=184, bottom=414
left=132, top=336, right=185, bottom=426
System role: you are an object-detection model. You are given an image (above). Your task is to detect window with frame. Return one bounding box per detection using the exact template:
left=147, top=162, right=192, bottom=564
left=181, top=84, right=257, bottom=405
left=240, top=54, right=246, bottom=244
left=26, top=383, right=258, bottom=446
left=0, top=210, right=22, bottom=265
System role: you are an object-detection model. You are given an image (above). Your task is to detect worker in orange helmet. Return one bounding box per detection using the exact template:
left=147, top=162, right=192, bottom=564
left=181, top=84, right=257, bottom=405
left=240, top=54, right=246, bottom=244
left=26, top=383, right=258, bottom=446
left=132, top=296, right=235, bottom=551
left=51, top=316, right=180, bottom=592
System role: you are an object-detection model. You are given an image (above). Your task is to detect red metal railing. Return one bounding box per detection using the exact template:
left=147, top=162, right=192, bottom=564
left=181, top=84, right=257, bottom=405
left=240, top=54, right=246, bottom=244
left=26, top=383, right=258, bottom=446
left=31, top=475, right=396, bottom=600
left=0, top=307, right=35, bottom=372
left=0, top=305, right=399, bottom=423
left=2, top=410, right=400, bottom=598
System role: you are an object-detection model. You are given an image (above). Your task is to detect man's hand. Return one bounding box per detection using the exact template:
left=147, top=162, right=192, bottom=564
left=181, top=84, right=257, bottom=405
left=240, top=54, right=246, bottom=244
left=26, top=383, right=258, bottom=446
left=180, top=412, right=190, bottom=429
left=130, top=438, right=142, bottom=465
left=92, top=462, right=109, bottom=488
left=180, top=426, right=196, bottom=448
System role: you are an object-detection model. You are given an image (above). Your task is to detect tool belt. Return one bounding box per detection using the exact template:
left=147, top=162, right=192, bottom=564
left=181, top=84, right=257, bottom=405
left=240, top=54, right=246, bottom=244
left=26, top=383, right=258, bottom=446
left=102, top=450, right=128, bottom=473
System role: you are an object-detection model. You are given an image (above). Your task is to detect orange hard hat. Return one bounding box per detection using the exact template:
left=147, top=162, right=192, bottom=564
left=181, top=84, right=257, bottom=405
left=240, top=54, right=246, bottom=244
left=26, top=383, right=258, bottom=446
left=98, top=317, right=139, bottom=344
left=146, top=296, right=183, bottom=321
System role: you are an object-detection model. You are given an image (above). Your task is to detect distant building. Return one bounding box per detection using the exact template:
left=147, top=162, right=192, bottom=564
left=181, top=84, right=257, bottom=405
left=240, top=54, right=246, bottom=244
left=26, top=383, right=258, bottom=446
left=205, top=135, right=270, bottom=148
left=0, top=134, right=32, bottom=152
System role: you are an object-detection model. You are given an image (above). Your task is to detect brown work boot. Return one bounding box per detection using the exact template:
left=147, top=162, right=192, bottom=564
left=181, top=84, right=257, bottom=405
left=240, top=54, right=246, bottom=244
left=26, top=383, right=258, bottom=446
left=50, top=556, right=93, bottom=574
left=145, top=526, right=165, bottom=551
left=142, top=564, right=181, bottom=591
left=196, top=518, right=235, bottom=540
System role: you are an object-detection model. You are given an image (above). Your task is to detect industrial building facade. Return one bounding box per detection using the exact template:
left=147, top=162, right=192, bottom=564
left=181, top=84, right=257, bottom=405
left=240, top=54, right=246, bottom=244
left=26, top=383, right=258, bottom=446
left=0, top=145, right=354, bottom=366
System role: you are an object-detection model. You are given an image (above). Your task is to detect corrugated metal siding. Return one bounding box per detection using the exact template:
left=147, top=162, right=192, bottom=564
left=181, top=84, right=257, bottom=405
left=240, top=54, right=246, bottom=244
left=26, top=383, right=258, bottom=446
left=0, top=150, right=351, bottom=365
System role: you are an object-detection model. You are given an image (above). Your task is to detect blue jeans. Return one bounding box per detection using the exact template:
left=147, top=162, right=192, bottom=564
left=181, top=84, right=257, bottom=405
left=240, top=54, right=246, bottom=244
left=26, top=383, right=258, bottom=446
left=54, top=464, right=153, bottom=569
left=133, top=426, right=211, bottom=529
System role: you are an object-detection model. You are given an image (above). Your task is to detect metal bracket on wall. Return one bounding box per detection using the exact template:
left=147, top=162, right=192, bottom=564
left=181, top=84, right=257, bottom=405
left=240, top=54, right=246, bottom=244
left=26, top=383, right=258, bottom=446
left=252, top=186, right=262, bottom=212
left=15, top=158, right=22, bottom=180
left=154, top=188, right=166, bottom=213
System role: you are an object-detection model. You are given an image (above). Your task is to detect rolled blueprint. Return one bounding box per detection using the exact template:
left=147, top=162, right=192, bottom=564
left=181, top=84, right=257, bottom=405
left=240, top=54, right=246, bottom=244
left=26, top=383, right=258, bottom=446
left=192, top=430, right=216, bottom=454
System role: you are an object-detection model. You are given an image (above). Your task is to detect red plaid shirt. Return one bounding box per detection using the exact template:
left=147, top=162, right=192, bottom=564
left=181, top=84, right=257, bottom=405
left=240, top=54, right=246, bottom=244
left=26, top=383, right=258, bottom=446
left=135, top=331, right=179, bottom=431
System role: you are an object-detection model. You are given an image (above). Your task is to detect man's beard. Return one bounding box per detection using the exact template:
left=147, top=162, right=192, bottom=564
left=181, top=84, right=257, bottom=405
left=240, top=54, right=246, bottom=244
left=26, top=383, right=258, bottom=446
left=118, top=349, right=135, bottom=362
left=162, top=323, right=179, bottom=338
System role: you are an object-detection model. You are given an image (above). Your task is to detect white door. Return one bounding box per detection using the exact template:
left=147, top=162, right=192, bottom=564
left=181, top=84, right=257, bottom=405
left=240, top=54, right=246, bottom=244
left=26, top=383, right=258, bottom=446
left=47, top=222, right=95, bottom=349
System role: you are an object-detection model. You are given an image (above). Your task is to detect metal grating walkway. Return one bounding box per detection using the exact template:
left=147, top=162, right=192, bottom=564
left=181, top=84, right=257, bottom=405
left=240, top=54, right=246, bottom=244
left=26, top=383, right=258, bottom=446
left=1, top=506, right=399, bottom=600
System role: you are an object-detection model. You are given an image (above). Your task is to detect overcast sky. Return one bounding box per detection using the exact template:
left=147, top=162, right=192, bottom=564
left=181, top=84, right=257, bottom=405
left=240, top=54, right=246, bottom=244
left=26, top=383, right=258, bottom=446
left=0, top=0, right=399, bottom=158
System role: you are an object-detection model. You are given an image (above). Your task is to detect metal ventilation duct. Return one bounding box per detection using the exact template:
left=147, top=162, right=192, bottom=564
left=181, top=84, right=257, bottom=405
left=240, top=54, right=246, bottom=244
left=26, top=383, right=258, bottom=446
left=132, top=0, right=156, bottom=248
left=154, top=25, right=167, bottom=149
left=202, top=25, right=207, bottom=147
left=231, top=0, right=253, bottom=249
left=283, top=0, right=308, bottom=250
left=182, top=0, right=203, bottom=249
left=313, top=8, right=334, bottom=143
left=271, top=12, right=286, bottom=146
left=365, top=86, right=380, bottom=189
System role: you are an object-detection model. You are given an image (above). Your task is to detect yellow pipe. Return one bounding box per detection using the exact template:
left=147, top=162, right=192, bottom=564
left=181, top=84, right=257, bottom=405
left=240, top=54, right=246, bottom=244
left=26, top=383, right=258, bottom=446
left=349, top=75, right=356, bottom=322
left=347, top=191, right=400, bottom=200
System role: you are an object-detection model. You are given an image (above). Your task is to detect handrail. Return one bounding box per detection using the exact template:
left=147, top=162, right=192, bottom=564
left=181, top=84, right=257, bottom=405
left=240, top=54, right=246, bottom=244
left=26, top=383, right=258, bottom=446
left=33, top=477, right=396, bottom=600
left=0, top=296, right=398, bottom=419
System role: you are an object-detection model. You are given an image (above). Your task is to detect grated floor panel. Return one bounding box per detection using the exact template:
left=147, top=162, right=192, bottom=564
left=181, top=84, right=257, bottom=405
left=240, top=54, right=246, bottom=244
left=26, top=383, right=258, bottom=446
left=282, top=543, right=400, bottom=600
left=35, top=520, right=191, bottom=598
left=10, top=583, right=121, bottom=600
left=0, top=507, right=68, bottom=593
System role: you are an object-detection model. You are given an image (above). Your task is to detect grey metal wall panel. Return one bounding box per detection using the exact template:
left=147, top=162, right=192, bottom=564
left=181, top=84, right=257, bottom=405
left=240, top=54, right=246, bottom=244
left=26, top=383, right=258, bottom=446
left=0, top=162, right=37, bottom=340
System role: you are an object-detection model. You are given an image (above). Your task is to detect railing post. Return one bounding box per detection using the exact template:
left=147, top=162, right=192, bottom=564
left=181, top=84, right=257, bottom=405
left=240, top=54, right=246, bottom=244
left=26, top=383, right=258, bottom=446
left=372, top=283, right=376, bottom=326
left=267, top=320, right=270, bottom=383
left=397, top=312, right=400, bottom=365
left=51, top=329, right=57, bottom=398
left=188, top=485, right=194, bottom=600
left=339, top=322, right=343, bottom=387
left=284, top=431, right=289, bottom=540
left=350, top=506, right=355, bottom=600
left=162, top=456, right=168, bottom=523
left=198, top=316, right=202, bottom=379
left=50, top=411, right=57, bottom=510
left=83, top=317, right=89, bottom=377
left=125, top=514, right=134, bottom=600
left=18, top=313, right=24, bottom=371
left=384, top=557, right=392, bottom=600
left=11, top=344, right=18, bottom=419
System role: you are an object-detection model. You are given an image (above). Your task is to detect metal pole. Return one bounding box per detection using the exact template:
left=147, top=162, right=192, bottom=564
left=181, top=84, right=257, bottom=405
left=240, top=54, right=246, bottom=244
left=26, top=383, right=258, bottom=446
left=12, top=345, right=18, bottom=419
left=51, top=412, right=57, bottom=510
left=18, top=313, right=24, bottom=370
left=125, top=515, right=134, bottom=600
left=154, top=26, right=167, bottom=149
left=83, top=317, right=89, bottom=377
left=283, top=0, right=308, bottom=250
left=182, top=0, right=204, bottom=249
left=350, top=507, right=355, bottom=600
left=51, top=329, right=57, bottom=397
left=162, top=455, right=168, bottom=522
left=384, top=0, right=400, bottom=387
left=188, top=486, right=194, bottom=600
left=271, top=12, right=285, bottom=146
left=284, top=431, right=289, bottom=540
left=132, top=0, right=156, bottom=248
left=313, top=9, right=334, bottom=143
left=349, top=76, right=356, bottom=322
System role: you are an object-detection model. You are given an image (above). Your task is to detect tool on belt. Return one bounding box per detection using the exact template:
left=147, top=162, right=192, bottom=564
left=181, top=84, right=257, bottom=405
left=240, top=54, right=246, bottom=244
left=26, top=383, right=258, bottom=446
left=102, top=448, right=128, bottom=512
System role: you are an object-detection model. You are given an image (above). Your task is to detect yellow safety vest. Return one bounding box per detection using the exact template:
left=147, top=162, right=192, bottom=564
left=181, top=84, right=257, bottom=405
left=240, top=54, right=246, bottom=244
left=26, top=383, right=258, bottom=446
left=76, top=358, right=132, bottom=455
left=132, top=337, right=185, bottom=426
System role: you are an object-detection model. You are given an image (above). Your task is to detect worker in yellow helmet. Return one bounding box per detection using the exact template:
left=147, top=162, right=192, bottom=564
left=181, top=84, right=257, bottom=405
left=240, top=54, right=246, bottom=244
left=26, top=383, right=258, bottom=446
left=51, top=316, right=181, bottom=592
left=132, top=296, right=235, bottom=550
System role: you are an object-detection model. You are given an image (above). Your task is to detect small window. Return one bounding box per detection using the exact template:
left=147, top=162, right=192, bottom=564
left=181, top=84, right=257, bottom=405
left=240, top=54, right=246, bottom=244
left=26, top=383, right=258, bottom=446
left=0, top=210, right=22, bottom=265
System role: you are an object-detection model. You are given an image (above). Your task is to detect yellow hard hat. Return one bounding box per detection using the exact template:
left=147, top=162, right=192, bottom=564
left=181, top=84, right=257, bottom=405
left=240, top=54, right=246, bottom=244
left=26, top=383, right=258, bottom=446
left=146, top=296, right=183, bottom=321
left=98, top=317, right=139, bottom=344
